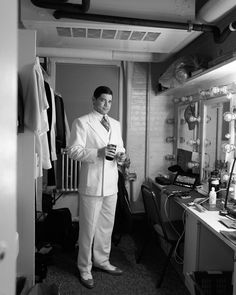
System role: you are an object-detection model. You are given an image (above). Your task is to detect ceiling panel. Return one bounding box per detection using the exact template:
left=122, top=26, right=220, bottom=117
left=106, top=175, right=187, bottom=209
left=20, top=0, right=202, bottom=61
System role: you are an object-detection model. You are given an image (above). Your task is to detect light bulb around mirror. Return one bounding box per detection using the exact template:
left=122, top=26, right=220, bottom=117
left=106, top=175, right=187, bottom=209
left=166, top=136, right=175, bottom=143
left=180, top=118, right=186, bottom=125
left=173, top=98, right=179, bottom=103
left=204, top=139, right=211, bottom=147
left=187, top=139, right=200, bottom=146
left=220, top=86, right=228, bottom=94
left=210, top=87, right=220, bottom=96
left=189, top=115, right=201, bottom=123
left=226, top=92, right=233, bottom=99
left=166, top=118, right=174, bottom=124
left=222, top=174, right=230, bottom=182
left=165, top=154, right=175, bottom=161
left=223, top=112, right=236, bottom=122
left=222, top=143, right=236, bottom=153
left=187, top=161, right=199, bottom=169
left=206, top=115, right=211, bottom=124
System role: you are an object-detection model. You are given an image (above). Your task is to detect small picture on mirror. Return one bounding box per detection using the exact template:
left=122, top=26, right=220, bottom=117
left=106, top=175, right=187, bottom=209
left=184, top=104, right=196, bottom=130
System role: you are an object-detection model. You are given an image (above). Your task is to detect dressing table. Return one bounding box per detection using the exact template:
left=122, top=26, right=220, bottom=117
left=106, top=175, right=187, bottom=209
left=154, top=56, right=236, bottom=294
left=151, top=180, right=235, bottom=294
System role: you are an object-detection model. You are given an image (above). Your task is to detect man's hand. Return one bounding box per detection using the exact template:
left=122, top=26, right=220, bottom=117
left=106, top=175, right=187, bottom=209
left=97, top=146, right=116, bottom=160
left=116, top=152, right=126, bottom=164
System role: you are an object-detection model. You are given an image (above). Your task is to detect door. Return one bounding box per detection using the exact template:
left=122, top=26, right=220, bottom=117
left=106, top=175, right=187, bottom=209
left=0, top=1, right=17, bottom=294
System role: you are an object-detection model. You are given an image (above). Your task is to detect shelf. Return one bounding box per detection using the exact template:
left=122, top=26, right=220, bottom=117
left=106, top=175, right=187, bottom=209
left=157, top=56, right=236, bottom=98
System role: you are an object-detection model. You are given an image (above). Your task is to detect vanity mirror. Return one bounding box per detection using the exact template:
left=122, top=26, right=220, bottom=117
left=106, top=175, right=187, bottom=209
left=173, top=101, right=201, bottom=174
left=175, top=102, right=200, bottom=151
left=200, top=95, right=236, bottom=182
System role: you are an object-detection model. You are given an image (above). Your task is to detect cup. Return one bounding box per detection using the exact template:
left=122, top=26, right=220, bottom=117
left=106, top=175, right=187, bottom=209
left=106, top=144, right=116, bottom=161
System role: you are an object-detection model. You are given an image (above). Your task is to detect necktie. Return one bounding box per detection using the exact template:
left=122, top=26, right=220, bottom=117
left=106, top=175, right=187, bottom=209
left=101, top=115, right=110, bottom=132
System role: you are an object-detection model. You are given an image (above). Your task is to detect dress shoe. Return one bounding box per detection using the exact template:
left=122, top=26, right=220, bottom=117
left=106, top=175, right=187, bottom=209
left=94, top=264, right=123, bottom=276
left=80, top=272, right=95, bottom=289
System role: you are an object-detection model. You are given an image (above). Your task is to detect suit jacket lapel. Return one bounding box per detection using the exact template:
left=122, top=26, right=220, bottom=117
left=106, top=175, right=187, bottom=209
left=87, top=112, right=109, bottom=145
left=108, top=119, right=117, bottom=143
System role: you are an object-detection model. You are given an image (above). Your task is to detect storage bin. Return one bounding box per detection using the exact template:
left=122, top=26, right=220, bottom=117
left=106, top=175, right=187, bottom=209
left=188, top=271, right=233, bottom=295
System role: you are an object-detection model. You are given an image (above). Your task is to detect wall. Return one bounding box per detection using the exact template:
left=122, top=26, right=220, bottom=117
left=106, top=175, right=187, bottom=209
left=149, top=91, right=174, bottom=179
left=126, top=62, right=173, bottom=212
left=55, top=63, right=120, bottom=127
left=126, top=63, right=148, bottom=212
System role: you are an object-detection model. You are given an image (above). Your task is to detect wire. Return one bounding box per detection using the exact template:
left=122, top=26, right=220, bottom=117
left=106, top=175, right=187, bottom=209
left=164, top=193, right=182, bottom=238
left=173, top=208, right=187, bottom=264
left=173, top=229, right=185, bottom=264
left=164, top=193, right=189, bottom=264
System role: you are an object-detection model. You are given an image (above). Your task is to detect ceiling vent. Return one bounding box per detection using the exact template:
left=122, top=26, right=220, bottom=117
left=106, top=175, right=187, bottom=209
left=56, top=26, right=161, bottom=41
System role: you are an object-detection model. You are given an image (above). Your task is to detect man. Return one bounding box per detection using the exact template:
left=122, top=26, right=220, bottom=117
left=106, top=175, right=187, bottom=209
left=67, top=86, right=126, bottom=289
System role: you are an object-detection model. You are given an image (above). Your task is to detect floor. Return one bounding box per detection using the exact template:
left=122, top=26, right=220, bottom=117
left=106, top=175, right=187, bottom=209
left=41, top=215, right=191, bottom=295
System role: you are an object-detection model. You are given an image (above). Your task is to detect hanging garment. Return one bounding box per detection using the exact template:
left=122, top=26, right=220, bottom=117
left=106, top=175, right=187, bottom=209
left=44, top=81, right=56, bottom=186
left=55, top=94, right=66, bottom=154
left=49, top=87, right=57, bottom=161
left=20, top=57, right=51, bottom=177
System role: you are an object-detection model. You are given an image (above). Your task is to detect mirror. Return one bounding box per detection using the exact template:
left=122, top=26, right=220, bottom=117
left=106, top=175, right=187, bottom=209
left=200, top=95, right=235, bottom=182
left=173, top=101, right=200, bottom=173
left=176, top=102, right=199, bottom=152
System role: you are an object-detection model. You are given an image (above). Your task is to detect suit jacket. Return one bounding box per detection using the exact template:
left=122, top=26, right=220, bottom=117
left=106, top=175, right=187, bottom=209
left=67, top=111, right=125, bottom=196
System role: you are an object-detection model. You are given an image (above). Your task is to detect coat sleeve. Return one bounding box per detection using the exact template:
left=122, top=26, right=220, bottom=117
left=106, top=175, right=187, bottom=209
left=113, top=120, right=126, bottom=154
left=67, top=118, right=98, bottom=163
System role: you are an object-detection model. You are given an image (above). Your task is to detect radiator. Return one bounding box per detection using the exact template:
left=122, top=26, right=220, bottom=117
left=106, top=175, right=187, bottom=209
left=57, top=150, right=80, bottom=192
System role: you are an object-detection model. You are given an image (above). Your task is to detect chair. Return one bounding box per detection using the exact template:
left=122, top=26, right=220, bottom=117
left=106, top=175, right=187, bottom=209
left=136, top=183, right=184, bottom=288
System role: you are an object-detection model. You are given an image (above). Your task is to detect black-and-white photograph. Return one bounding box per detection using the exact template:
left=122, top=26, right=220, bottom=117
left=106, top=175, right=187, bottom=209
left=1, top=1, right=236, bottom=294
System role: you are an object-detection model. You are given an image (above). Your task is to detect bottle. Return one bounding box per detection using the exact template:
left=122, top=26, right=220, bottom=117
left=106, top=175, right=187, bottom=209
left=208, top=170, right=220, bottom=195
left=209, top=187, right=216, bottom=207
left=230, top=173, right=236, bottom=200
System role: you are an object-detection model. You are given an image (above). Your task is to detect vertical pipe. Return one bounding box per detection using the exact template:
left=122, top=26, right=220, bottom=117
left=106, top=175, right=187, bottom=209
left=215, top=108, right=219, bottom=168
left=65, top=153, right=68, bottom=191
left=70, top=158, right=73, bottom=191
left=61, top=151, right=65, bottom=192
left=74, top=161, right=78, bottom=190
left=145, top=63, right=151, bottom=180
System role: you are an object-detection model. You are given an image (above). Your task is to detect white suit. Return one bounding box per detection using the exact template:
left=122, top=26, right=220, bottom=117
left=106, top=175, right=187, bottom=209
left=67, top=110, right=125, bottom=274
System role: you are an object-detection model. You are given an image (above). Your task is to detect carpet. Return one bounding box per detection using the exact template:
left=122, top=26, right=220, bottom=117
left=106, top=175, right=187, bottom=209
left=44, top=229, right=190, bottom=295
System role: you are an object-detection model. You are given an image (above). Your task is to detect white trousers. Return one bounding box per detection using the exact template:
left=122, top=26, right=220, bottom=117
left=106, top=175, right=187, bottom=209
left=77, top=193, right=117, bottom=274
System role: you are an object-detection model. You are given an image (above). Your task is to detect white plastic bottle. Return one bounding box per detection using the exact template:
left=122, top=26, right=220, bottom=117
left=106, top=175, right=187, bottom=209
left=209, top=187, right=216, bottom=207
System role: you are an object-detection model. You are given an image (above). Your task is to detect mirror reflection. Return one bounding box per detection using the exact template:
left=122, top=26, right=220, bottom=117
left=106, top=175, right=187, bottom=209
left=201, top=97, right=231, bottom=182
left=177, top=102, right=199, bottom=152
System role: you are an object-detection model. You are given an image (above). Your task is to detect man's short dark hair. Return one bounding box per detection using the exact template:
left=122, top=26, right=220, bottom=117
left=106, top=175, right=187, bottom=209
left=93, top=86, right=113, bottom=99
